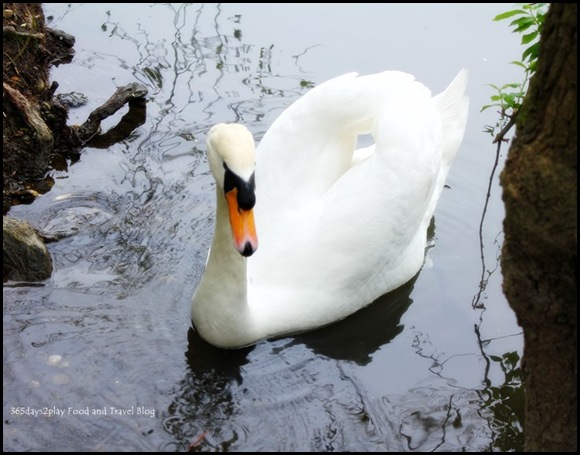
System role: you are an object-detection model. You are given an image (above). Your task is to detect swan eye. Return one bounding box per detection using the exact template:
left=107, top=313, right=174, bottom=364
left=223, top=163, right=256, bottom=210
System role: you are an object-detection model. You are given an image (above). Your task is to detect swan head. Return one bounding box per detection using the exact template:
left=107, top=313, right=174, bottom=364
left=207, top=123, right=258, bottom=257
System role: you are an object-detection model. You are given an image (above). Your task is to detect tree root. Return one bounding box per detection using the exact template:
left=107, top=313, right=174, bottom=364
left=3, top=82, right=53, bottom=166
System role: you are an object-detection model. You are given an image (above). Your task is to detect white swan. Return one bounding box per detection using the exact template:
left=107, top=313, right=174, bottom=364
left=191, top=70, right=469, bottom=348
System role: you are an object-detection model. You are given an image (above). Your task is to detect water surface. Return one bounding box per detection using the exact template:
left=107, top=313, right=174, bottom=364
left=4, top=3, right=523, bottom=451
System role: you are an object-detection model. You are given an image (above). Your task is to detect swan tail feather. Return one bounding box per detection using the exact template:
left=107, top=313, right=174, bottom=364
left=434, top=69, right=469, bottom=167
left=422, top=70, right=469, bottom=230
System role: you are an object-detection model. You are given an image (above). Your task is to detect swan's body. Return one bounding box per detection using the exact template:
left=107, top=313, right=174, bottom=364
left=191, top=70, right=469, bottom=348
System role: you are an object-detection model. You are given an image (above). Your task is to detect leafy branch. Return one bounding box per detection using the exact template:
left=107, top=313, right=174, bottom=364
left=482, top=3, right=548, bottom=143
left=473, top=4, right=548, bottom=311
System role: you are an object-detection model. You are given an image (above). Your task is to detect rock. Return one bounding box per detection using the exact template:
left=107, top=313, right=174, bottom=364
left=3, top=216, right=53, bottom=281
left=55, top=91, right=88, bottom=108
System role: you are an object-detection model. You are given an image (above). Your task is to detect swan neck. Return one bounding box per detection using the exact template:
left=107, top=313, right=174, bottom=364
left=191, top=188, right=251, bottom=347
left=209, top=190, right=248, bottom=283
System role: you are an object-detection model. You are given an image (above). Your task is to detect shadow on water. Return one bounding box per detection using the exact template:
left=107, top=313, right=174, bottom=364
left=186, top=328, right=253, bottom=384
left=162, top=206, right=522, bottom=450
left=163, top=274, right=416, bottom=451
left=295, top=276, right=416, bottom=365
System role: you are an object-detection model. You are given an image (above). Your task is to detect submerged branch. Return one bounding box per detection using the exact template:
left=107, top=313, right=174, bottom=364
left=472, top=139, right=504, bottom=310
left=73, top=82, right=148, bottom=146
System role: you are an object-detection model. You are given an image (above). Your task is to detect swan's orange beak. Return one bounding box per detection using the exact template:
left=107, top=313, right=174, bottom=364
left=225, top=188, right=258, bottom=257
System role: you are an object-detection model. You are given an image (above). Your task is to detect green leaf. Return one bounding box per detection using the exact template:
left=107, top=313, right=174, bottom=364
left=502, top=94, right=517, bottom=109
left=493, top=9, right=526, bottom=21
left=504, top=351, right=521, bottom=366
left=511, top=16, right=535, bottom=34
left=522, top=42, right=540, bottom=62
left=510, top=60, right=528, bottom=69
left=509, top=15, right=534, bottom=28
left=524, top=2, right=547, bottom=13
left=480, top=104, right=498, bottom=112
left=501, top=83, right=522, bottom=90
left=481, top=3, right=547, bottom=136
left=521, top=31, right=538, bottom=45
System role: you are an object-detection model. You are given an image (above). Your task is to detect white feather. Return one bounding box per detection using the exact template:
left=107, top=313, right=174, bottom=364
left=191, top=70, right=469, bottom=348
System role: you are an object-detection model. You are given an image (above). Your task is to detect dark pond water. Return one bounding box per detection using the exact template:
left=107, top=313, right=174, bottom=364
left=4, top=3, right=525, bottom=451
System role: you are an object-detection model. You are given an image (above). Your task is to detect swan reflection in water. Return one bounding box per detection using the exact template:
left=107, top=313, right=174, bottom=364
left=164, top=274, right=418, bottom=451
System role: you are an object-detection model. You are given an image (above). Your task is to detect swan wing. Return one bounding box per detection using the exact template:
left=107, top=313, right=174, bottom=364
left=247, top=70, right=468, bottom=336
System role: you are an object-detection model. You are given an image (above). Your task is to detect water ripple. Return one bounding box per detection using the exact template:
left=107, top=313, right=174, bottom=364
left=4, top=3, right=523, bottom=452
